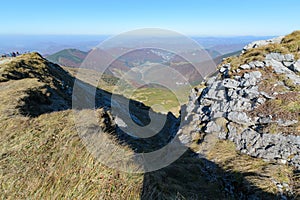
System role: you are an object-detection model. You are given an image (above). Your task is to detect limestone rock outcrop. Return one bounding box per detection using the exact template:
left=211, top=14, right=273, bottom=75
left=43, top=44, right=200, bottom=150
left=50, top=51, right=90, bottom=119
left=179, top=49, right=300, bottom=169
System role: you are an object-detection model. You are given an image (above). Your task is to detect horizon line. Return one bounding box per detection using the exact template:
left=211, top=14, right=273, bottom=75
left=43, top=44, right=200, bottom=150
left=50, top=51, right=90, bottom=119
left=0, top=33, right=278, bottom=38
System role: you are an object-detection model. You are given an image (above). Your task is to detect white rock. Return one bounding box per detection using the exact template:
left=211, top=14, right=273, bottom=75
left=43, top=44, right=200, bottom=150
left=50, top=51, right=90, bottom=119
left=248, top=71, right=262, bottom=79
left=222, top=78, right=240, bottom=89
left=249, top=61, right=265, bottom=69
left=291, top=60, right=300, bottom=73
left=253, top=61, right=265, bottom=68
left=284, top=54, right=294, bottom=62
left=205, top=121, right=221, bottom=133
left=240, top=64, right=250, bottom=70
left=227, top=111, right=251, bottom=125
left=243, top=36, right=284, bottom=52
left=265, top=58, right=300, bottom=84
left=266, top=53, right=285, bottom=62
left=115, top=116, right=127, bottom=128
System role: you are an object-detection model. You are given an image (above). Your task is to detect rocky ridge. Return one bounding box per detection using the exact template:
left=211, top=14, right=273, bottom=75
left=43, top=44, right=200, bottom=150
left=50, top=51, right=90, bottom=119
left=243, top=36, right=284, bottom=52
left=180, top=34, right=300, bottom=169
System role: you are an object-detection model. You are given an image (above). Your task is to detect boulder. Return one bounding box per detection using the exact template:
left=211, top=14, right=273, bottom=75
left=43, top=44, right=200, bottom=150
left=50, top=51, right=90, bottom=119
left=243, top=36, right=284, bottom=52
left=242, top=71, right=262, bottom=88
left=283, top=61, right=294, bottom=68
left=189, top=88, right=199, bottom=103
left=227, top=123, right=237, bottom=140
left=239, top=64, right=250, bottom=70
left=218, top=131, right=228, bottom=140
left=290, top=60, right=300, bottom=73
left=200, top=99, right=214, bottom=106
left=201, top=114, right=210, bottom=122
left=284, top=54, right=294, bottom=62
left=219, top=102, right=232, bottom=112
left=222, top=78, right=240, bottom=89
left=210, top=102, right=221, bottom=112
left=256, top=97, right=266, bottom=105
left=228, top=98, right=252, bottom=112
left=265, top=58, right=300, bottom=85
left=115, top=116, right=127, bottom=128
left=266, top=53, right=285, bottom=62
left=282, top=54, right=295, bottom=67
left=203, top=87, right=226, bottom=100
left=249, top=61, right=265, bottom=68
left=205, top=121, right=222, bottom=133
left=277, top=119, right=298, bottom=127
left=258, top=116, right=273, bottom=124
left=206, top=76, right=217, bottom=86
left=227, top=111, right=251, bottom=125
left=219, top=64, right=230, bottom=73
left=240, top=78, right=256, bottom=87
left=178, top=132, right=192, bottom=145
left=211, top=111, right=226, bottom=119
left=260, top=91, right=275, bottom=99
left=254, top=61, right=265, bottom=68
left=242, top=86, right=260, bottom=99
left=227, top=88, right=242, bottom=99
left=248, top=71, right=262, bottom=79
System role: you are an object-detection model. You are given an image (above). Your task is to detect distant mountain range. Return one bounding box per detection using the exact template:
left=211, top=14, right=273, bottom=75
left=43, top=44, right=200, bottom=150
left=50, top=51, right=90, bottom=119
left=46, top=47, right=240, bottom=88
left=0, top=35, right=274, bottom=55
left=46, top=47, right=222, bottom=68
left=46, top=49, right=88, bottom=68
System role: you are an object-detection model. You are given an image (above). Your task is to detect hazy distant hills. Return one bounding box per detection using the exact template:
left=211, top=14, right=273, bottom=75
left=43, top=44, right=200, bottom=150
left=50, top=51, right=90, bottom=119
left=213, top=50, right=242, bottom=64
left=46, top=49, right=88, bottom=67
left=46, top=47, right=222, bottom=68
left=192, top=36, right=275, bottom=54
left=46, top=47, right=239, bottom=89
left=46, top=47, right=222, bottom=87
left=0, top=35, right=274, bottom=56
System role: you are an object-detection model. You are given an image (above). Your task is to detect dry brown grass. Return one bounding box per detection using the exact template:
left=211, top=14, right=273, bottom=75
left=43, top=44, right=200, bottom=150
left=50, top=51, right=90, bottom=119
left=249, top=92, right=300, bottom=135
left=281, top=30, right=300, bottom=58
left=0, top=110, right=143, bottom=199
left=0, top=55, right=144, bottom=199
left=207, top=140, right=296, bottom=196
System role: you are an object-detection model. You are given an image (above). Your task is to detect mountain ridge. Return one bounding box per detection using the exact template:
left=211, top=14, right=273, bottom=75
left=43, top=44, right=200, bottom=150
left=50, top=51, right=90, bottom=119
left=0, top=31, right=300, bottom=199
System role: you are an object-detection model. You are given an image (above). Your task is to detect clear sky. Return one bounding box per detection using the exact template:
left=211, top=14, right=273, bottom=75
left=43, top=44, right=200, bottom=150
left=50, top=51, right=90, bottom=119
left=1, top=0, right=299, bottom=36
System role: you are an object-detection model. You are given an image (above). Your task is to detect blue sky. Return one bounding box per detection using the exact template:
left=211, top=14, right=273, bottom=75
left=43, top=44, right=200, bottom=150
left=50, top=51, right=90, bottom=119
left=1, top=0, right=299, bottom=36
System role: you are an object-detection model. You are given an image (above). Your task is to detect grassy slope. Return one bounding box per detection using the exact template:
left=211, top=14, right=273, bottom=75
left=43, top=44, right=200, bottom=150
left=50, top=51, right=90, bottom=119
left=0, top=111, right=143, bottom=199
left=0, top=54, right=143, bottom=199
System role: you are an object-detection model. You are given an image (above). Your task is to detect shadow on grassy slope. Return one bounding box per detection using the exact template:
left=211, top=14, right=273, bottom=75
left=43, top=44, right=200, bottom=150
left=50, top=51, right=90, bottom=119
left=72, top=80, right=298, bottom=199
